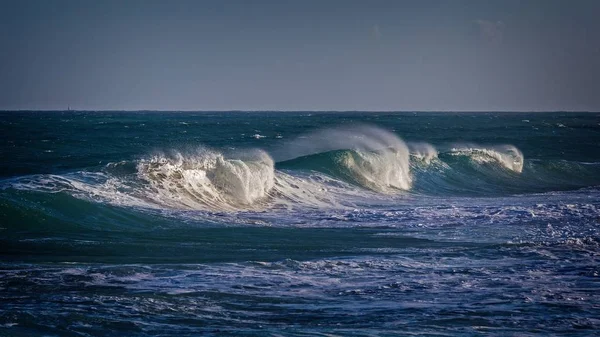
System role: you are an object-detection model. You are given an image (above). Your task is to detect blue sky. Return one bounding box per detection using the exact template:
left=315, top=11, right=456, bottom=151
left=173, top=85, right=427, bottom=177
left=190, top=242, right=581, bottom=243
left=1, top=0, right=599, bottom=111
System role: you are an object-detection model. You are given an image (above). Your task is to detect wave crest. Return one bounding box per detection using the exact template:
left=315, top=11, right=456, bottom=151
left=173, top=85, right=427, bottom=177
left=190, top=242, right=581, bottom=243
left=136, top=149, right=275, bottom=209
left=408, top=142, right=438, bottom=165
left=335, top=148, right=412, bottom=192
left=446, top=145, right=524, bottom=173
left=275, top=125, right=412, bottom=193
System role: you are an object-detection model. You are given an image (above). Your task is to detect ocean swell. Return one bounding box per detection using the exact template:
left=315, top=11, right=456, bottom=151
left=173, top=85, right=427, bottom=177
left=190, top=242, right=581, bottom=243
left=4, top=125, right=600, bottom=212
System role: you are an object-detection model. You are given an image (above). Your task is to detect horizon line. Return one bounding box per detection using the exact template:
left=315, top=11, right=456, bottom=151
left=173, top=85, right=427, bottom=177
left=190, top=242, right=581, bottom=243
left=0, top=109, right=597, bottom=113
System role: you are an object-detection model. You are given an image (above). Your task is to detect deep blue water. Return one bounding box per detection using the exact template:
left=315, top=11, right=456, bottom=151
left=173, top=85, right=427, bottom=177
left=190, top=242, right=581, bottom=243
left=1, top=111, right=599, bottom=336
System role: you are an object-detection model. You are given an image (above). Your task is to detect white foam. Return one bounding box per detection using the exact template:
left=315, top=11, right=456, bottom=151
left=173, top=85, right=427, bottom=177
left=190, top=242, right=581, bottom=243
left=136, top=148, right=275, bottom=210
left=271, top=171, right=375, bottom=209
left=448, top=144, right=524, bottom=173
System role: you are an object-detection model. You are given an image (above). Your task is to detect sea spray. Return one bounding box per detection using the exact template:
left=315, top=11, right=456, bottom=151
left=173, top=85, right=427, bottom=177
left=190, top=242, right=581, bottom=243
left=408, top=142, right=438, bottom=164
left=274, top=125, right=412, bottom=192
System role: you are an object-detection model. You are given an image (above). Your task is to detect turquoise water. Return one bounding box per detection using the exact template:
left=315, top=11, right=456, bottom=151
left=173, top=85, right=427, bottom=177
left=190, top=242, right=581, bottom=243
left=1, top=111, right=599, bottom=336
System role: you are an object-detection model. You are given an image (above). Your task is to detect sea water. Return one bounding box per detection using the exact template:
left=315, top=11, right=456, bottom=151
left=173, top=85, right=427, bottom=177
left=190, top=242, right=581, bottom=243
left=1, top=111, right=599, bottom=336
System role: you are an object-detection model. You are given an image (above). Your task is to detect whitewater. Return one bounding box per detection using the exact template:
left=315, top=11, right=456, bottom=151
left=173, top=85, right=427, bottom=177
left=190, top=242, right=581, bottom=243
left=1, top=111, right=599, bottom=336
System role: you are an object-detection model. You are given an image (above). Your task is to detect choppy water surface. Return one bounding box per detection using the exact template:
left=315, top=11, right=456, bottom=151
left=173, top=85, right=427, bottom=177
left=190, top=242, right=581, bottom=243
left=1, top=111, right=599, bottom=336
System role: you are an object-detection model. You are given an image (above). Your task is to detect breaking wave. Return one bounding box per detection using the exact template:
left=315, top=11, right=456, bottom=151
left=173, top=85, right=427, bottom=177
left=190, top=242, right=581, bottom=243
left=274, top=125, right=412, bottom=193
left=444, top=144, right=524, bottom=173
left=136, top=148, right=275, bottom=210
left=3, top=125, right=600, bottom=212
left=6, top=148, right=277, bottom=212
left=278, top=148, right=411, bottom=193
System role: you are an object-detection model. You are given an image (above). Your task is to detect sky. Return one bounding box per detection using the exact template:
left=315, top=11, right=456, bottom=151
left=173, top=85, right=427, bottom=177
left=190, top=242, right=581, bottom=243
left=1, top=0, right=599, bottom=111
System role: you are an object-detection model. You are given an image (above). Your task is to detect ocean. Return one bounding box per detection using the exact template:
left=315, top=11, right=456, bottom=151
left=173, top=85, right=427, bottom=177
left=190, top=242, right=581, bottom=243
left=1, top=111, right=599, bottom=336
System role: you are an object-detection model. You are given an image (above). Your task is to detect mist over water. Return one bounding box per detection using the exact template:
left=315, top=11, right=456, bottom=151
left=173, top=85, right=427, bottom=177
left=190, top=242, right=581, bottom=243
left=1, top=111, right=599, bottom=336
